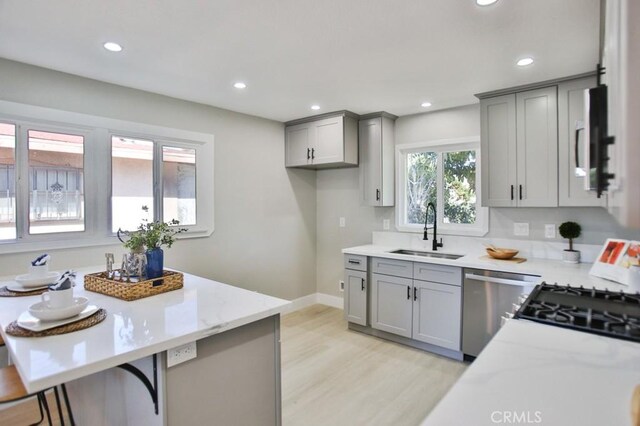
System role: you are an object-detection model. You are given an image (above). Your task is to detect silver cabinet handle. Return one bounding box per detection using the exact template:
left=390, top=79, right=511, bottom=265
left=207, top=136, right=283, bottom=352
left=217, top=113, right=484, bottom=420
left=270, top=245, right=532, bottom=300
left=464, top=273, right=539, bottom=287
left=361, top=278, right=365, bottom=291
left=348, top=259, right=361, bottom=265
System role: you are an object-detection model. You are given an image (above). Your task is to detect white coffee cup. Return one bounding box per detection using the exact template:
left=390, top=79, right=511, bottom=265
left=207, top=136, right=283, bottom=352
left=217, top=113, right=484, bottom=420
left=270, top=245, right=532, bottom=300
left=41, top=288, right=73, bottom=309
left=29, top=264, right=49, bottom=278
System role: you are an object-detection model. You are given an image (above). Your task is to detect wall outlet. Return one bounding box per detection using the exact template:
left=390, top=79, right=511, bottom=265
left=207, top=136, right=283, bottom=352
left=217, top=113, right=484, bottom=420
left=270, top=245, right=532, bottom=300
left=513, top=222, right=529, bottom=237
left=167, top=342, right=197, bottom=367
left=339, top=280, right=344, bottom=292
left=383, top=219, right=390, bottom=230
left=339, top=217, right=346, bottom=228
left=545, top=224, right=556, bottom=239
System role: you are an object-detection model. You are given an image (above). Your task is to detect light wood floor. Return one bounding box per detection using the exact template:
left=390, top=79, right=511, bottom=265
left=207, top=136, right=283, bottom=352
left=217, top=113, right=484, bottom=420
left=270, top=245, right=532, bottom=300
left=1, top=305, right=466, bottom=425
left=281, top=305, right=466, bottom=426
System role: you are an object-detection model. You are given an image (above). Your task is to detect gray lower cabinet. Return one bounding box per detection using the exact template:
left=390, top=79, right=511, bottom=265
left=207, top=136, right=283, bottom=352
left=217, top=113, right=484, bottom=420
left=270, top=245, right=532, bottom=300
left=371, top=273, right=413, bottom=338
left=412, top=280, right=461, bottom=351
left=344, top=269, right=367, bottom=326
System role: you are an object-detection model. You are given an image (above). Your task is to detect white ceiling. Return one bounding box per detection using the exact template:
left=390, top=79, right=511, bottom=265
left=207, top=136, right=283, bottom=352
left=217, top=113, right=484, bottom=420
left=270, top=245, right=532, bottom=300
left=0, top=0, right=600, bottom=122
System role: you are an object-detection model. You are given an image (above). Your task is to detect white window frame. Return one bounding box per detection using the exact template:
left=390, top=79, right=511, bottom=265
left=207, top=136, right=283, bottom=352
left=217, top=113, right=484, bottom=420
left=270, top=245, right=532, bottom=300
left=0, top=100, right=214, bottom=254
left=395, top=136, right=488, bottom=237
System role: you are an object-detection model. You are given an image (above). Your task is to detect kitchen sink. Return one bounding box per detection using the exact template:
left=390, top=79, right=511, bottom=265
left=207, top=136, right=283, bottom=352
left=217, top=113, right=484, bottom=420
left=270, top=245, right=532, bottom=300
left=388, top=249, right=464, bottom=260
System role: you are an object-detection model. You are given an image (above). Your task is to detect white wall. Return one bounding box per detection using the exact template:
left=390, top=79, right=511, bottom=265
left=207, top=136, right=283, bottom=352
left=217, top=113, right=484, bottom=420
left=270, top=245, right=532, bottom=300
left=0, top=58, right=317, bottom=300
left=316, top=104, right=640, bottom=297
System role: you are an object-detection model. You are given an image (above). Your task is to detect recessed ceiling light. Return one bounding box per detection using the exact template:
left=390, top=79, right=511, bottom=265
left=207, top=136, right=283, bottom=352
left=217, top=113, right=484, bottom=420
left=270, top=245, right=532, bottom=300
left=233, top=82, right=247, bottom=89
left=476, top=0, right=498, bottom=5
left=421, top=102, right=432, bottom=108
left=103, top=42, right=123, bottom=52
left=311, top=105, right=321, bottom=111
left=517, top=57, right=534, bottom=67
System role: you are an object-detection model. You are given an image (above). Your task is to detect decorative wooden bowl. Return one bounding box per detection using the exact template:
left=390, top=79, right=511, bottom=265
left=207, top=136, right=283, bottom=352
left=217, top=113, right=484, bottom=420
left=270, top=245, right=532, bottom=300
left=486, top=247, right=519, bottom=260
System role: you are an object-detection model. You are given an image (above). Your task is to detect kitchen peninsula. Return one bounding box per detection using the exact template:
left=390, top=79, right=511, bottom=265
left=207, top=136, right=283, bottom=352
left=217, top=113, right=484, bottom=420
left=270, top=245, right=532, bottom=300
left=0, top=268, right=289, bottom=425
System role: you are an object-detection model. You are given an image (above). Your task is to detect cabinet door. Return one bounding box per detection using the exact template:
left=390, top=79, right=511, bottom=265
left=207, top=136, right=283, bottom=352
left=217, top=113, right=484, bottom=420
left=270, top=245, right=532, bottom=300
left=516, top=87, right=558, bottom=207
left=344, top=269, right=367, bottom=326
left=360, top=117, right=382, bottom=206
left=412, top=280, right=461, bottom=351
left=558, top=78, right=606, bottom=207
left=311, top=116, right=344, bottom=165
left=480, top=94, right=517, bottom=207
left=285, top=123, right=310, bottom=167
left=371, top=273, right=413, bottom=338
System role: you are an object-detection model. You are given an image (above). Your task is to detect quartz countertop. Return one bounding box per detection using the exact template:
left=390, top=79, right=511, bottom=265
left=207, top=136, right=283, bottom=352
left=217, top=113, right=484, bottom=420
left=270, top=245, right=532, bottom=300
left=342, top=244, right=628, bottom=292
left=422, top=319, right=640, bottom=426
left=0, top=268, right=290, bottom=393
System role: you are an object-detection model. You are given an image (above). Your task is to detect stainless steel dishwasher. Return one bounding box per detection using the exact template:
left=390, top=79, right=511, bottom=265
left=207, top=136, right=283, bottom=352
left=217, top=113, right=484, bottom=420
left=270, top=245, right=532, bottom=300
left=462, top=268, right=539, bottom=357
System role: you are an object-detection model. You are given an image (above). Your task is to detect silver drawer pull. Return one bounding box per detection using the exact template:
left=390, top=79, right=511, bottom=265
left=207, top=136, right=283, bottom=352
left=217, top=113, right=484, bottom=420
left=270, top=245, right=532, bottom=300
left=348, top=260, right=361, bottom=265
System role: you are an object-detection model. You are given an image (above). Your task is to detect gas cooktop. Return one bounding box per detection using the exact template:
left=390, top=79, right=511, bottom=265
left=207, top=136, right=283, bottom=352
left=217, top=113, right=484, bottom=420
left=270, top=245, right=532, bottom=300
left=514, top=283, right=640, bottom=343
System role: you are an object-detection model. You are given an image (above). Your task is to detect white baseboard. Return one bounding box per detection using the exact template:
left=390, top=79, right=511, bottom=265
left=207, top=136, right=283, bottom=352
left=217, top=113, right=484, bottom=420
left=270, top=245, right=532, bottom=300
left=283, top=293, right=344, bottom=314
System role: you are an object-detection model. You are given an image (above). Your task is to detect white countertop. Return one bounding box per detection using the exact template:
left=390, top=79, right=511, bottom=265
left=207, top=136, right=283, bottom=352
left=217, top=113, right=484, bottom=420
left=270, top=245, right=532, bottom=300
left=422, top=319, right=640, bottom=426
left=343, top=244, right=628, bottom=292
left=0, top=268, right=290, bottom=393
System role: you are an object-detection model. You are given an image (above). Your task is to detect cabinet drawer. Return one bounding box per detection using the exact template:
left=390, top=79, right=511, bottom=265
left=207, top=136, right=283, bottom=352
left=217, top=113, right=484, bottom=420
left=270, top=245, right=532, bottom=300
left=372, top=257, right=413, bottom=279
left=344, top=254, right=367, bottom=271
left=413, top=263, right=461, bottom=286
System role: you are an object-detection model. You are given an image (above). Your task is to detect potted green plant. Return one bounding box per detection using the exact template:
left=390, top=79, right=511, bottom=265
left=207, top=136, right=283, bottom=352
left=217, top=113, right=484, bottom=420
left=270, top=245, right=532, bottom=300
left=559, top=221, right=582, bottom=263
left=119, top=206, right=187, bottom=278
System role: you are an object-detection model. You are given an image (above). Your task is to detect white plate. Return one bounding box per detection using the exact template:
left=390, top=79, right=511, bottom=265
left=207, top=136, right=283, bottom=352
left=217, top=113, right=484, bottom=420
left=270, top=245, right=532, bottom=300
left=18, top=304, right=99, bottom=332
left=15, top=272, right=61, bottom=288
left=28, top=297, right=89, bottom=321
left=6, top=283, right=49, bottom=293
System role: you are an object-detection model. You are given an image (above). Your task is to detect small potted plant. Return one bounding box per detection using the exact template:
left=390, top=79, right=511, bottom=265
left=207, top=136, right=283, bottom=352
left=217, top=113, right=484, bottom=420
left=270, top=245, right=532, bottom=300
left=119, top=206, right=187, bottom=279
left=559, top=221, right=582, bottom=263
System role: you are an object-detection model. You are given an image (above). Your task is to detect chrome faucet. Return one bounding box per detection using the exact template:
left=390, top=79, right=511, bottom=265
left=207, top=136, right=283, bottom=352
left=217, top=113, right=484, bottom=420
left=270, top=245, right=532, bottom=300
left=423, top=202, right=443, bottom=251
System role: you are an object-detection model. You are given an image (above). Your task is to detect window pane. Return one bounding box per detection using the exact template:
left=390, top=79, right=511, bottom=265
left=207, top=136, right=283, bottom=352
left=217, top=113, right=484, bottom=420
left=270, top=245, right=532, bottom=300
left=406, top=152, right=437, bottom=225
left=163, top=146, right=196, bottom=226
left=0, top=123, right=16, bottom=240
left=28, top=130, right=84, bottom=234
left=443, top=150, right=477, bottom=224
left=111, top=136, right=154, bottom=232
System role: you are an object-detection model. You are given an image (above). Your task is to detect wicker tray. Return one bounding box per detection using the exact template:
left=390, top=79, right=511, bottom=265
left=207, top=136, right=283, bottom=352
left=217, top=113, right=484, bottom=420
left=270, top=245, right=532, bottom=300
left=84, top=271, right=183, bottom=301
left=5, top=309, right=107, bottom=337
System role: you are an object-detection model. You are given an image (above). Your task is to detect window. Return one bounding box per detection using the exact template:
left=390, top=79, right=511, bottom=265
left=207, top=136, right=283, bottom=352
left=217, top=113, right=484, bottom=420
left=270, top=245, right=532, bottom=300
left=0, top=122, right=16, bottom=240
left=0, top=100, right=214, bottom=253
left=396, top=137, right=488, bottom=236
left=28, top=129, right=85, bottom=234
left=111, top=136, right=154, bottom=232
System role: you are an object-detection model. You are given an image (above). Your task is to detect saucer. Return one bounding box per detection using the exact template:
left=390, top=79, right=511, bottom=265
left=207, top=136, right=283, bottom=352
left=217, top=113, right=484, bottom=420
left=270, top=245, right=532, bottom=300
left=15, top=272, right=61, bottom=288
left=28, top=297, right=89, bottom=321
left=18, top=304, right=99, bottom=332
left=6, top=283, right=49, bottom=293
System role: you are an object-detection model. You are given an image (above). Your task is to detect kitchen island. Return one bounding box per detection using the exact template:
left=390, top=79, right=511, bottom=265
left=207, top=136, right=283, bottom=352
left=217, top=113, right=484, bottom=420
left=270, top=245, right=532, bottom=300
left=0, top=268, right=289, bottom=425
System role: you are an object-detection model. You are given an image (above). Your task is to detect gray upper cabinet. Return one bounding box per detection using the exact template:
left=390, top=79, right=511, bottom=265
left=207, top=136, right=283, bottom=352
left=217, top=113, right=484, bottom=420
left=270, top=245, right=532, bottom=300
left=481, top=94, right=517, bottom=207
left=359, top=112, right=397, bottom=206
left=557, top=77, right=606, bottom=207
left=285, top=111, right=358, bottom=169
left=516, top=86, right=558, bottom=207
left=480, top=86, right=558, bottom=207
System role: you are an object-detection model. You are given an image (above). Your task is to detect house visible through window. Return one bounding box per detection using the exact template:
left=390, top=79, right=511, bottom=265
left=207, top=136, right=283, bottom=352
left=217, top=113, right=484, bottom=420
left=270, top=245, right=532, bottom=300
left=397, top=138, right=487, bottom=236
left=28, top=129, right=85, bottom=234
left=162, top=146, right=196, bottom=226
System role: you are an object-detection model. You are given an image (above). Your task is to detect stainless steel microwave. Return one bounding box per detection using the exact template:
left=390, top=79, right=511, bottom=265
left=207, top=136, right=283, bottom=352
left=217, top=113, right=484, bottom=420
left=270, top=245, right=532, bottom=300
left=582, top=84, right=615, bottom=197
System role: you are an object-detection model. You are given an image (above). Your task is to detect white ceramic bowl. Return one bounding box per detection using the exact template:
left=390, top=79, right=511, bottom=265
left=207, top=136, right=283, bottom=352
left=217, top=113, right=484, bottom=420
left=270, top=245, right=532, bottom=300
left=15, top=271, right=61, bottom=288
left=28, top=297, right=89, bottom=321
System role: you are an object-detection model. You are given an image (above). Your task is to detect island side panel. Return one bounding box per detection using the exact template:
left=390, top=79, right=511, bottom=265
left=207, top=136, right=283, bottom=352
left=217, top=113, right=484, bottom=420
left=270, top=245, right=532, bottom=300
left=165, top=314, right=281, bottom=425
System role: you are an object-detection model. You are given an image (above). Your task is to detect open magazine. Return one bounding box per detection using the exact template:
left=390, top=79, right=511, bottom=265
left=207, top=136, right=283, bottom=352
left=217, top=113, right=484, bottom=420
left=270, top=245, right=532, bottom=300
left=589, top=239, right=640, bottom=285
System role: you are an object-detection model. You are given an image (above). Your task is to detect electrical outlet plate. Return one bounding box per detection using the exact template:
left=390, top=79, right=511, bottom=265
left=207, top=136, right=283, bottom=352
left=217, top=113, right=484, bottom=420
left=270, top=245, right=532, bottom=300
left=339, top=217, right=346, bottom=228
left=513, top=222, right=530, bottom=237
left=383, top=219, right=390, bottom=230
left=545, top=224, right=556, bottom=239
left=167, top=342, right=197, bottom=367
left=339, top=280, right=344, bottom=292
